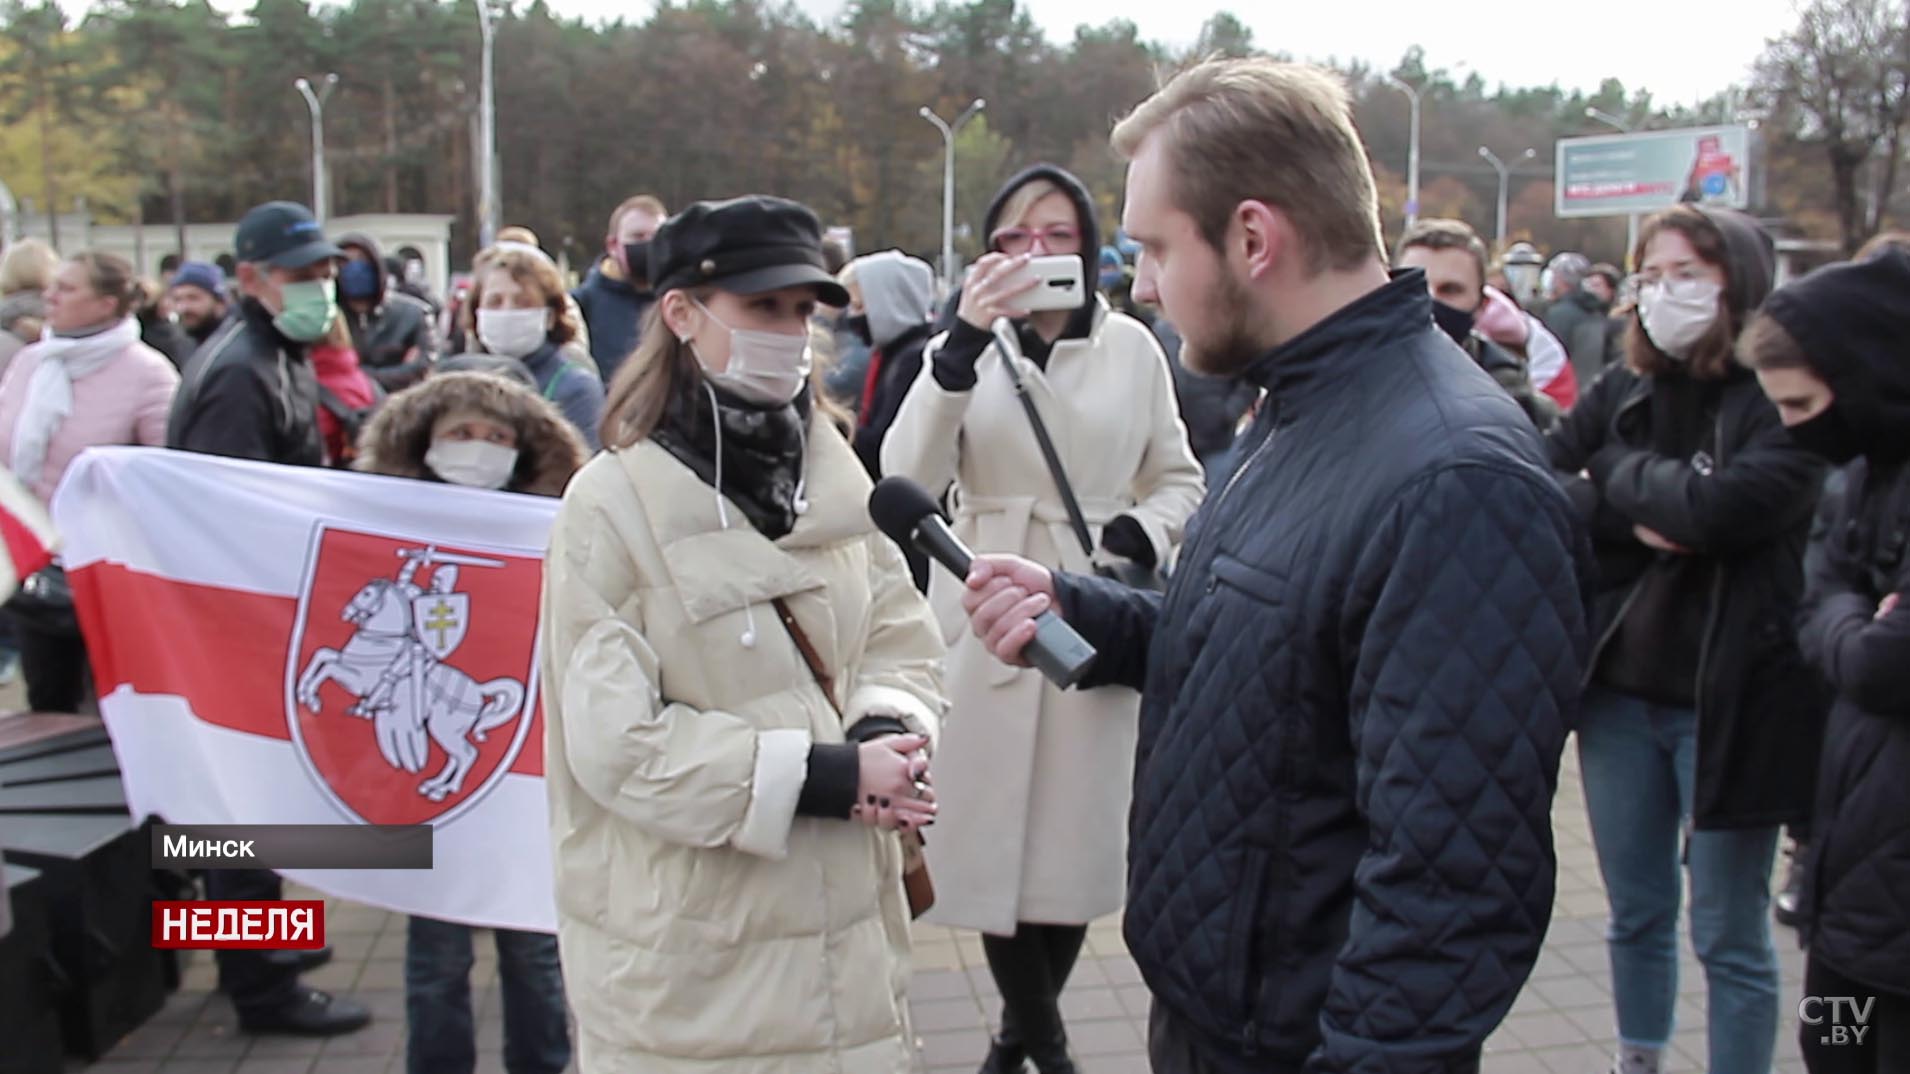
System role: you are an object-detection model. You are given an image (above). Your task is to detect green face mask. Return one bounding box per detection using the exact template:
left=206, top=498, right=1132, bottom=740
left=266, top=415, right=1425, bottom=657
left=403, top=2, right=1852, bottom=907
left=272, top=278, right=338, bottom=342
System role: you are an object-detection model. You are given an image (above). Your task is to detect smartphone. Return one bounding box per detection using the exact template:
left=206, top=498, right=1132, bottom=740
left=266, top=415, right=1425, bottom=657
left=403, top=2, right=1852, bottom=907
left=1014, top=254, right=1087, bottom=312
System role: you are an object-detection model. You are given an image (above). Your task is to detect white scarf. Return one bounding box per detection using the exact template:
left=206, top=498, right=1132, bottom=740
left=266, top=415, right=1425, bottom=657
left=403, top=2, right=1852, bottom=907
left=11, top=317, right=141, bottom=486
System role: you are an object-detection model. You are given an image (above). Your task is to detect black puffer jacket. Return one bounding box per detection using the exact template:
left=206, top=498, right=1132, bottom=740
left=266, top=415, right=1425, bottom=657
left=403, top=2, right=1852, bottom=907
left=167, top=299, right=325, bottom=467
left=1767, top=248, right=1910, bottom=998
left=1545, top=208, right=1827, bottom=828
left=1799, top=459, right=1910, bottom=996
left=1055, top=272, right=1590, bottom=1073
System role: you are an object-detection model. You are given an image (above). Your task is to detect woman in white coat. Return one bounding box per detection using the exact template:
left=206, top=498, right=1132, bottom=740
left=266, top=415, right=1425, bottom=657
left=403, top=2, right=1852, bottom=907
left=540, top=196, right=948, bottom=1074
left=882, top=165, right=1204, bottom=1074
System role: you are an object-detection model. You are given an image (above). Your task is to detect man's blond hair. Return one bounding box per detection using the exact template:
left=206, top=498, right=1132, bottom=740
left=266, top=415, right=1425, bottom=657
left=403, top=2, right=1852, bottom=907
left=1111, top=57, right=1383, bottom=274
left=607, top=194, right=667, bottom=239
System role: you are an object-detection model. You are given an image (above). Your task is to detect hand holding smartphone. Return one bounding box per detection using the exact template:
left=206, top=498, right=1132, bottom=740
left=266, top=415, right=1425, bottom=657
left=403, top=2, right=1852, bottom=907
left=1011, top=254, right=1086, bottom=312
left=957, top=252, right=1087, bottom=329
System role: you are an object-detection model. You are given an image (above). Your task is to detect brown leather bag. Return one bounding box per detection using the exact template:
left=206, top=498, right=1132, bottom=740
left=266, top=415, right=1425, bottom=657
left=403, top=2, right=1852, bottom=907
left=771, top=598, right=936, bottom=919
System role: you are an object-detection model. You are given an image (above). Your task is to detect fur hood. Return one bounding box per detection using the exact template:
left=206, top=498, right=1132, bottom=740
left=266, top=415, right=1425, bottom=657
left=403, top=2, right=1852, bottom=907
left=355, top=371, right=589, bottom=497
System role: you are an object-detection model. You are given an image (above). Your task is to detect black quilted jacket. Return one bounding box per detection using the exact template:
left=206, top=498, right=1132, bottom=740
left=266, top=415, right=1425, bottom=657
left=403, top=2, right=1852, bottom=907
left=1055, top=272, right=1591, bottom=1073
left=1798, top=457, right=1910, bottom=997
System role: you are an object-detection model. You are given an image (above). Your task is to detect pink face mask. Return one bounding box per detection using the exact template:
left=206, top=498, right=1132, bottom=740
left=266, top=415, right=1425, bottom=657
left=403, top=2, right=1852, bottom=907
left=1473, top=286, right=1531, bottom=349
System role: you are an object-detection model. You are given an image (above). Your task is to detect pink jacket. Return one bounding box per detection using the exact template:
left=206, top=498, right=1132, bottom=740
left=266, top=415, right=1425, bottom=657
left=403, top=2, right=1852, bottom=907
left=0, top=338, right=179, bottom=502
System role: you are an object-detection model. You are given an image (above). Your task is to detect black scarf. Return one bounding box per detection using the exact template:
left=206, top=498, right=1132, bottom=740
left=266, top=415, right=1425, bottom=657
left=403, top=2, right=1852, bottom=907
left=654, top=381, right=810, bottom=540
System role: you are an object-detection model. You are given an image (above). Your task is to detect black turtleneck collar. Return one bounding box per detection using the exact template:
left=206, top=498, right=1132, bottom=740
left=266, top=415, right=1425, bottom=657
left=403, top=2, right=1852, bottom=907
left=1241, top=269, right=1431, bottom=407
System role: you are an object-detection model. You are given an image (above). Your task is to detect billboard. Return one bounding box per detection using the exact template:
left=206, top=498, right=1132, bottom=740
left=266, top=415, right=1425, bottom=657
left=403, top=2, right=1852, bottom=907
left=1555, top=126, right=1757, bottom=218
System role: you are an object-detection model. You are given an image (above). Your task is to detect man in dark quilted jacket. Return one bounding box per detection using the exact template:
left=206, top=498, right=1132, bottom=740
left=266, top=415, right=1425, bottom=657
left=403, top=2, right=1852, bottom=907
left=960, top=57, right=1591, bottom=1074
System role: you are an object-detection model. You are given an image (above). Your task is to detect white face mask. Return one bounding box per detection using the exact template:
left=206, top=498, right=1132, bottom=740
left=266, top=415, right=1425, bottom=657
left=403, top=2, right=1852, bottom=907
left=1638, top=277, right=1723, bottom=361
left=687, top=297, right=812, bottom=407
left=476, top=307, right=551, bottom=359
left=425, top=439, right=519, bottom=490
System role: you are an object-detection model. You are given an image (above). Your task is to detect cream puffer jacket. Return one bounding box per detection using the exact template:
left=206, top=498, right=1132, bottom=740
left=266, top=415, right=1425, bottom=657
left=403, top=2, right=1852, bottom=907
left=540, top=408, right=946, bottom=1073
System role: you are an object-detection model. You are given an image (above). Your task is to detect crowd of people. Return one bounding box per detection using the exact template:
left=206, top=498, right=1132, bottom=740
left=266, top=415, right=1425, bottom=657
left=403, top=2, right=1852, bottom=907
left=0, top=51, right=1903, bottom=1074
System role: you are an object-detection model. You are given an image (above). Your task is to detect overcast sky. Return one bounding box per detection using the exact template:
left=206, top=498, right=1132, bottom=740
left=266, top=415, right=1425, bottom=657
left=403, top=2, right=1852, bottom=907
left=610, top=0, right=1799, bottom=106
left=63, top=0, right=1799, bottom=107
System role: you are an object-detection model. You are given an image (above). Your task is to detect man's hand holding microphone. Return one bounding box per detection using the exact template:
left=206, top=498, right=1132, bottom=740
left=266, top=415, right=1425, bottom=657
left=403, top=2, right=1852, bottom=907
left=961, top=557, right=1057, bottom=668
left=868, top=477, right=1093, bottom=686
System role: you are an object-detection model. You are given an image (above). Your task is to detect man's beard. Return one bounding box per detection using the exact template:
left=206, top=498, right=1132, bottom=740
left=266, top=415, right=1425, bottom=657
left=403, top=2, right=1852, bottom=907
left=1180, top=269, right=1261, bottom=378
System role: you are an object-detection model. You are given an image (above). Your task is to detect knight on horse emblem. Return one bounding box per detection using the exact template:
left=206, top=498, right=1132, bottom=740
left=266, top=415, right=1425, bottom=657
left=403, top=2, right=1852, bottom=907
left=295, top=545, right=527, bottom=802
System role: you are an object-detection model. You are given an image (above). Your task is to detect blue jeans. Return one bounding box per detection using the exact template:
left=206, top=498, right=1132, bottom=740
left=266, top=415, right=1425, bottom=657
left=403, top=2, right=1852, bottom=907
left=1578, top=686, right=1781, bottom=1074
left=405, top=916, right=570, bottom=1074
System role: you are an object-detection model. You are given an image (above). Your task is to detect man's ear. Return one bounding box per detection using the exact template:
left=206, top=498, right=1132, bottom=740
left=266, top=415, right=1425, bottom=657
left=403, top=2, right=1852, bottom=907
left=1233, top=200, right=1290, bottom=282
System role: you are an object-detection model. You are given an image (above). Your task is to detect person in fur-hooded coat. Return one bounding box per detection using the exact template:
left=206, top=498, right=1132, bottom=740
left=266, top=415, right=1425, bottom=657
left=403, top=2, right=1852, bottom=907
left=351, top=367, right=588, bottom=1074
left=355, top=369, right=587, bottom=496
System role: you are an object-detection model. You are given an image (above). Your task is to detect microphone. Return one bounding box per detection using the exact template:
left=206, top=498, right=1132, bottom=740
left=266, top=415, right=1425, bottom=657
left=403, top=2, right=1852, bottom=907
left=869, top=476, right=1097, bottom=689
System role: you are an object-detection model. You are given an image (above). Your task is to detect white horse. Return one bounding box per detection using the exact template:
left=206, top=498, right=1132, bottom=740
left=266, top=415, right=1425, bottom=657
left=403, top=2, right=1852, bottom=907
left=296, top=573, right=525, bottom=802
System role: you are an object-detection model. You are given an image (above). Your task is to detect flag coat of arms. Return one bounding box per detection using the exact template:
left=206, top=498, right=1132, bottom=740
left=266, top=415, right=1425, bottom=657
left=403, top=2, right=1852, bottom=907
left=55, top=447, right=562, bottom=931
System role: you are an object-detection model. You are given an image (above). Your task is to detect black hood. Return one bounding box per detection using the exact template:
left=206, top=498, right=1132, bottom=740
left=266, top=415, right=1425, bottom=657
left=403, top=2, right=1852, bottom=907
left=984, top=163, right=1101, bottom=341
left=1761, top=247, right=1910, bottom=462
left=1691, top=207, right=1775, bottom=318
left=336, top=231, right=388, bottom=300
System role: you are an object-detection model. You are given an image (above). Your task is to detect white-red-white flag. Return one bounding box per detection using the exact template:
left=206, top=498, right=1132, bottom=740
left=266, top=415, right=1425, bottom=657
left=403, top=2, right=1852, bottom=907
left=55, top=447, right=560, bottom=932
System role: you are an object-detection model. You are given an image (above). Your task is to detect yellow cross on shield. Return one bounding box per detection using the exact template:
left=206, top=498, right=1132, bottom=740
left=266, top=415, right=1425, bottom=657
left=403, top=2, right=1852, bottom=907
left=412, top=593, right=470, bottom=660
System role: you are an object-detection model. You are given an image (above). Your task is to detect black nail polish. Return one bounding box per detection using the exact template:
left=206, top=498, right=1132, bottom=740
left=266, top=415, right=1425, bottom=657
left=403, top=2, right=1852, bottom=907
left=879, top=797, right=891, bottom=808
left=867, top=795, right=877, bottom=804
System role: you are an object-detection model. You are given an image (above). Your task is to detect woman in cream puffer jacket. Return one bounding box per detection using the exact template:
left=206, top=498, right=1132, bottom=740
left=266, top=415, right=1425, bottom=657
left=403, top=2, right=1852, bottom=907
left=539, top=194, right=947, bottom=1074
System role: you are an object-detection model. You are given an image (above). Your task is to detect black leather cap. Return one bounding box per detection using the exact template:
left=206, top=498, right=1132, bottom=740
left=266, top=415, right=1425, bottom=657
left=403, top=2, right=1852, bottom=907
left=650, top=195, right=850, bottom=307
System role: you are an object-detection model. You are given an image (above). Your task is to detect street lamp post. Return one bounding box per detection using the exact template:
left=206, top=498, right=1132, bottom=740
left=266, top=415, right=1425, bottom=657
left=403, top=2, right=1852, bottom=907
left=1384, top=75, right=1422, bottom=229
left=293, top=74, right=340, bottom=224
left=1477, top=145, right=1536, bottom=251
left=919, top=98, right=985, bottom=293
left=475, top=0, right=500, bottom=249
left=1584, top=107, right=1640, bottom=269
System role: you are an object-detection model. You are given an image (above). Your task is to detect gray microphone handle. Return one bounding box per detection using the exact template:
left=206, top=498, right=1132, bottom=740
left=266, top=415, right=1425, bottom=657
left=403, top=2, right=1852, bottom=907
left=1025, top=609, right=1097, bottom=689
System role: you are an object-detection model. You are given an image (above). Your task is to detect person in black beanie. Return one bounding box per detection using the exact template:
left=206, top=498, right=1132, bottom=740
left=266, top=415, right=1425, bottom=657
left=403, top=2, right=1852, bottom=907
left=1739, top=247, right=1910, bottom=1074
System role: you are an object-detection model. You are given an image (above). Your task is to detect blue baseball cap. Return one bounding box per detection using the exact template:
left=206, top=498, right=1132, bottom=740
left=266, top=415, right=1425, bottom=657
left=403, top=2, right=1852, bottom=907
left=234, top=201, right=342, bottom=269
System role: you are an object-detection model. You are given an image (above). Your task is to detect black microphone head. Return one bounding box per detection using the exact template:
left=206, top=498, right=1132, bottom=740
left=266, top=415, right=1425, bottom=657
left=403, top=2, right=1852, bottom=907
left=869, top=476, right=944, bottom=543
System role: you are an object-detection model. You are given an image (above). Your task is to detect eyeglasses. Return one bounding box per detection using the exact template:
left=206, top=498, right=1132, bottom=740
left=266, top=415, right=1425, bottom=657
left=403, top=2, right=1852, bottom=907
left=991, top=225, right=1081, bottom=254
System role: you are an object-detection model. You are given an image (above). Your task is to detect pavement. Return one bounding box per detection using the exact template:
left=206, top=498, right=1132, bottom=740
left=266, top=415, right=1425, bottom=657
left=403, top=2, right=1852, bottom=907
left=75, top=745, right=1810, bottom=1074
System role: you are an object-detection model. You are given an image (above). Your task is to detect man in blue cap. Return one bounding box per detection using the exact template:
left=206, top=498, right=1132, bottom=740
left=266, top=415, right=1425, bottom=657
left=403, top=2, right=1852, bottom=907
left=166, top=202, right=372, bottom=1037
left=169, top=201, right=336, bottom=467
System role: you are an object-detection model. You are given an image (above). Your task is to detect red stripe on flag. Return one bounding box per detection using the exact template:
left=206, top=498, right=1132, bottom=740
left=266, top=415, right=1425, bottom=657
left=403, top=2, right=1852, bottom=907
left=67, top=561, right=549, bottom=780
left=70, top=562, right=297, bottom=741
left=0, top=503, right=53, bottom=581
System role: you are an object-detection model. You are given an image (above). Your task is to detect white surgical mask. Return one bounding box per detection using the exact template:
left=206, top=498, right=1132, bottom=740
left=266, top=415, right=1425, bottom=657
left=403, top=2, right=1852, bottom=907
left=476, top=307, right=551, bottom=359
left=687, top=298, right=812, bottom=407
left=1638, top=277, right=1723, bottom=361
left=425, top=439, right=518, bottom=490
